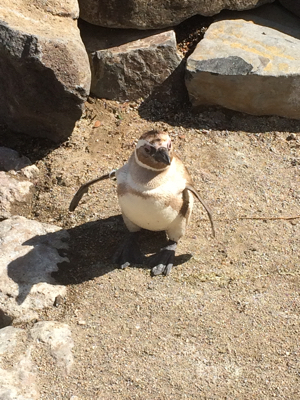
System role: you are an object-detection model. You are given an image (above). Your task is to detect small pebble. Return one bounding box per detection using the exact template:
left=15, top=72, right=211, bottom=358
left=286, top=133, right=296, bottom=141
left=93, top=120, right=101, bottom=128
left=54, top=295, right=64, bottom=307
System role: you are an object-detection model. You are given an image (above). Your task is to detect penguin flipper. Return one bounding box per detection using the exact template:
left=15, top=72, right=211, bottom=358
left=69, top=170, right=116, bottom=212
left=186, top=184, right=215, bottom=237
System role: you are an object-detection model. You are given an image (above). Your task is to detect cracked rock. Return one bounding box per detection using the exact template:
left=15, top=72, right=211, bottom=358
left=80, top=22, right=182, bottom=101
left=185, top=4, right=300, bottom=119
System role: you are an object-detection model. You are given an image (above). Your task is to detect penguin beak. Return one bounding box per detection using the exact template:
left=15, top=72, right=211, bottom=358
left=154, top=147, right=171, bottom=165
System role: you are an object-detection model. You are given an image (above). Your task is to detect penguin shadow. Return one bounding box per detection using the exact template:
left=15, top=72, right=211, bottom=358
left=6, top=216, right=121, bottom=304
left=7, top=227, right=70, bottom=305
left=7, top=215, right=192, bottom=305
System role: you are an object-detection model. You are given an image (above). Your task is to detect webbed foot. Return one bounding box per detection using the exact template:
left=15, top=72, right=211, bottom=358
left=112, top=232, right=144, bottom=269
left=148, top=240, right=177, bottom=276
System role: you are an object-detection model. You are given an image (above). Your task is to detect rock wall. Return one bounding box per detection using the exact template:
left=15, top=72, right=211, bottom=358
left=1, top=0, right=300, bottom=141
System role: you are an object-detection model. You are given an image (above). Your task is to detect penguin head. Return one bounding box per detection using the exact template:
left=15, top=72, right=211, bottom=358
left=135, top=130, right=173, bottom=171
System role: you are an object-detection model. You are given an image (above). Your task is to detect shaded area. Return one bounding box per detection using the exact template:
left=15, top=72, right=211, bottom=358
left=7, top=215, right=192, bottom=304
left=79, top=19, right=166, bottom=52
left=0, top=309, right=13, bottom=329
left=6, top=227, right=69, bottom=306
left=55, top=216, right=192, bottom=285
left=0, top=126, right=60, bottom=164
left=139, top=91, right=300, bottom=134
left=175, top=14, right=213, bottom=58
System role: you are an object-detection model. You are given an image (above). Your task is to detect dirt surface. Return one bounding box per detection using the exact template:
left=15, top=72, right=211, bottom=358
left=1, top=97, right=300, bottom=399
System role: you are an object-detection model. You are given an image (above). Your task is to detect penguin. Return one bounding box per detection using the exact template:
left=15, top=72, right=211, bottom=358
left=70, top=129, right=215, bottom=276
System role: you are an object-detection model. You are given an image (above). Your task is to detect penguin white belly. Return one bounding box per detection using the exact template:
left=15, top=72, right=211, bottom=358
left=119, top=193, right=178, bottom=231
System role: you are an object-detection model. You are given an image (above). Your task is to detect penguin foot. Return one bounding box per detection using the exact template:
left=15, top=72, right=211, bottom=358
left=149, top=241, right=177, bottom=276
left=112, top=232, right=144, bottom=269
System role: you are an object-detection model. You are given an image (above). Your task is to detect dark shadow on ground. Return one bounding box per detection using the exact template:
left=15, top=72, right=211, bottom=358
left=0, top=125, right=60, bottom=164
left=139, top=92, right=300, bottom=134
left=7, top=215, right=192, bottom=304
left=78, top=19, right=167, bottom=52
left=138, top=3, right=300, bottom=135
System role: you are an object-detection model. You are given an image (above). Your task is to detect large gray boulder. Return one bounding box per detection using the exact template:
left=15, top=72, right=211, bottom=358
left=185, top=4, right=300, bottom=120
left=0, top=0, right=91, bottom=142
left=0, top=216, right=69, bottom=324
left=78, top=0, right=274, bottom=29
left=80, top=22, right=182, bottom=101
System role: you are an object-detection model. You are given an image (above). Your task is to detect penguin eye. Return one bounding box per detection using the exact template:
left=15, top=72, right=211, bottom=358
left=167, top=142, right=172, bottom=150
left=144, top=145, right=151, bottom=154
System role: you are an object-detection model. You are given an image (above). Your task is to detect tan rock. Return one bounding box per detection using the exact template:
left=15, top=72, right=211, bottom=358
left=185, top=4, right=300, bottom=119
left=0, top=327, right=38, bottom=399
left=32, top=0, right=79, bottom=19
left=0, top=172, right=33, bottom=220
left=30, top=321, right=74, bottom=374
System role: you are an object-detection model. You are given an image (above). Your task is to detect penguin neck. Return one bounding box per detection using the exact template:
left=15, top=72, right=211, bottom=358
left=130, top=153, right=170, bottom=186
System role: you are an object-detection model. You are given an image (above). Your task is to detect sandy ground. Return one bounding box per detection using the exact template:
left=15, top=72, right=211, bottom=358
left=1, top=97, right=300, bottom=399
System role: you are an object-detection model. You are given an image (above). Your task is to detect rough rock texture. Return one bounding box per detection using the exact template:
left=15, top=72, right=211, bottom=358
left=0, top=147, right=39, bottom=219
left=279, top=0, right=300, bottom=18
left=185, top=4, right=300, bottom=119
left=0, top=322, right=74, bottom=398
left=0, top=0, right=91, bottom=142
left=0, top=326, right=39, bottom=400
left=0, top=216, right=69, bottom=324
left=30, top=321, right=74, bottom=374
left=78, top=0, right=274, bottom=29
left=32, top=0, right=80, bottom=19
left=0, top=172, right=33, bottom=220
left=80, top=22, right=182, bottom=101
left=0, top=326, right=26, bottom=355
